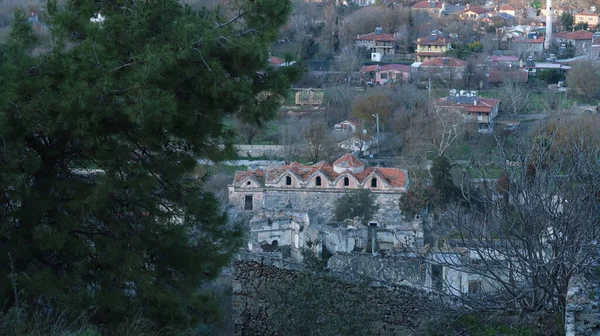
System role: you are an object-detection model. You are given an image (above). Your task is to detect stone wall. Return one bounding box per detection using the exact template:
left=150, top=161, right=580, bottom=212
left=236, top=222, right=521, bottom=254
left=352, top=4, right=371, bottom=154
left=565, top=270, right=600, bottom=336
left=327, top=252, right=425, bottom=288
left=232, top=253, right=438, bottom=336
left=262, top=189, right=405, bottom=226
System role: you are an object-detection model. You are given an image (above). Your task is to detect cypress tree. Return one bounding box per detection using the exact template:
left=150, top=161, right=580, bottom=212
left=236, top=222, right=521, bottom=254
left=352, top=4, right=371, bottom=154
left=0, top=0, right=299, bottom=332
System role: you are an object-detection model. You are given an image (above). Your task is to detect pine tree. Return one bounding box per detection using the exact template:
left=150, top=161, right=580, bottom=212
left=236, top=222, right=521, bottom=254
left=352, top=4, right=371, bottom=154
left=0, top=0, right=299, bottom=333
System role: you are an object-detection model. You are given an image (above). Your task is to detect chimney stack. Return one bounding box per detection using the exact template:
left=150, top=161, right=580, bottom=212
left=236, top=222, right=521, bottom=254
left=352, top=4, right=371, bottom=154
left=545, top=0, right=552, bottom=50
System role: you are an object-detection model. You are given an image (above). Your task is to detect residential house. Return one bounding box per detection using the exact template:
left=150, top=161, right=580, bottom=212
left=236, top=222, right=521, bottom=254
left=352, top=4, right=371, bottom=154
left=415, top=32, right=452, bottom=62
left=499, top=4, right=516, bottom=17
left=356, top=27, right=396, bottom=57
left=509, top=34, right=545, bottom=57
left=554, top=30, right=595, bottom=55
left=359, top=64, right=411, bottom=85
left=333, top=119, right=361, bottom=133
left=419, top=57, right=467, bottom=81
left=435, top=90, right=501, bottom=133
left=411, top=0, right=446, bottom=18
left=539, top=3, right=574, bottom=19
left=459, top=5, right=490, bottom=21
left=575, top=12, right=599, bottom=29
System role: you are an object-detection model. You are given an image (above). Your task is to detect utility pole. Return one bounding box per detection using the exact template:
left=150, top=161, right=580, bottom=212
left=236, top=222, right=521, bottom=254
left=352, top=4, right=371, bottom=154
left=372, top=113, right=380, bottom=156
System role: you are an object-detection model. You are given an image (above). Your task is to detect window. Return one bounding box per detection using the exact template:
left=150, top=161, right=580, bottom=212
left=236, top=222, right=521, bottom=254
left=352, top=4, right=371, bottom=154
left=315, top=176, right=322, bottom=186
left=468, top=281, right=482, bottom=294
left=244, top=195, right=253, bottom=210
left=246, top=181, right=251, bottom=186
left=286, top=176, right=292, bottom=186
left=369, top=222, right=378, bottom=227
left=371, top=178, right=378, bottom=188
left=380, top=73, right=387, bottom=79
left=343, top=177, right=349, bottom=186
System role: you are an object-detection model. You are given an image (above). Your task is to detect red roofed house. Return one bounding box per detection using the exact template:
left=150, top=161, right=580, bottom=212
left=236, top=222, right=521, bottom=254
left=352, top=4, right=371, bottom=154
left=554, top=30, right=595, bottom=55
left=269, top=55, right=295, bottom=67
left=459, top=5, right=490, bottom=20
left=359, top=64, right=411, bottom=85
left=575, top=12, right=599, bottom=29
left=411, top=0, right=446, bottom=17
left=228, top=153, right=409, bottom=225
left=415, top=32, right=452, bottom=62
left=499, top=4, right=516, bottom=17
left=333, top=118, right=361, bottom=133
left=356, top=27, right=396, bottom=57
left=435, top=90, right=501, bottom=133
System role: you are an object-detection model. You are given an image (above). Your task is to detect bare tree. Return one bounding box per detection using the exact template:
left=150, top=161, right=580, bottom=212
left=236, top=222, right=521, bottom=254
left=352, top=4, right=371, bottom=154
left=421, top=106, right=465, bottom=157
left=423, top=128, right=600, bottom=329
left=498, top=79, right=530, bottom=115
left=278, top=117, right=307, bottom=161
left=302, top=117, right=338, bottom=163
left=334, top=47, right=360, bottom=86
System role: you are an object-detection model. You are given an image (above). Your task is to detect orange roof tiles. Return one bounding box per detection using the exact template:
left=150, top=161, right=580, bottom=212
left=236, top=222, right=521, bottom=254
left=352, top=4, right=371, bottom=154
left=334, top=153, right=364, bottom=168
left=412, top=0, right=444, bottom=9
left=356, top=32, right=395, bottom=42
left=233, top=154, right=408, bottom=189
left=556, top=30, right=594, bottom=40
left=421, top=57, right=467, bottom=67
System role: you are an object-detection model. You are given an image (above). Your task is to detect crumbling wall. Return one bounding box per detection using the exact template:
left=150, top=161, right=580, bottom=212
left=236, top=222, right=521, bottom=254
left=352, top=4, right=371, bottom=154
left=327, top=252, right=425, bottom=289
left=262, top=189, right=405, bottom=226
left=565, top=270, right=600, bottom=336
left=232, top=253, right=437, bottom=336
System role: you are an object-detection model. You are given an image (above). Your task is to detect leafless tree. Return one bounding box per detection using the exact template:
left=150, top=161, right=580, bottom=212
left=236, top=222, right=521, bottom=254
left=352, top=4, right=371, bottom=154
left=423, top=128, right=600, bottom=329
left=278, top=117, right=307, bottom=161
left=412, top=105, right=465, bottom=157
left=302, top=117, right=339, bottom=163
left=334, top=47, right=360, bottom=86
left=498, top=79, right=530, bottom=115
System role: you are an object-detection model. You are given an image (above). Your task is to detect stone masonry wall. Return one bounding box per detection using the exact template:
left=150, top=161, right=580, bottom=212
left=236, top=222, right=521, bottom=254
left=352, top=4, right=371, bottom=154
left=262, top=189, right=404, bottom=226
left=232, top=252, right=437, bottom=336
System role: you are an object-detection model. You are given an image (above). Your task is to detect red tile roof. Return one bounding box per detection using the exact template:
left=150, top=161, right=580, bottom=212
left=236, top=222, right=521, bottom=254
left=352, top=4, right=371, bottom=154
left=463, top=7, right=488, bottom=14
left=359, top=64, right=412, bottom=73
left=436, top=96, right=501, bottom=113
left=269, top=56, right=285, bottom=66
left=416, top=35, right=451, bottom=46
left=334, top=153, right=364, bottom=169
left=421, top=57, right=467, bottom=67
left=575, top=12, right=598, bottom=17
left=500, top=4, right=515, bottom=11
left=357, top=32, right=395, bottom=42
left=412, top=0, right=444, bottom=9
left=234, top=169, right=265, bottom=183
left=556, top=30, right=594, bottom=40
left=233, top=154, right=408, bottom=189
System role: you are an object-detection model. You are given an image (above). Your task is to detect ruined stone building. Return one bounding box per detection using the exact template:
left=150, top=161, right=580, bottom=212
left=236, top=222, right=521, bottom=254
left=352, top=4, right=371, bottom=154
left=228, top=154, right=424, bottom=256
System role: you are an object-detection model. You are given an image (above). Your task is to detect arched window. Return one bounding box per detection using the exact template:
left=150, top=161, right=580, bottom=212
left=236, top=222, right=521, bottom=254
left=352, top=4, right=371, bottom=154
left=371, top=178, right=378, bottom=188
left=246, top=181, right=251, bottom=186
left=315, top=176, right=322, bottom=186
left=343, top=177, right=350, bottom=186
left=286, top=176, right=292, bottom=186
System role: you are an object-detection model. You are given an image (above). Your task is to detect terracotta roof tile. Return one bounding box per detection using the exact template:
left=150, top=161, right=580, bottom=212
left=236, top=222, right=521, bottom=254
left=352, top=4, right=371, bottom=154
left=421, top=57, right=467, bottom=67
left=333, top=153, right=364, bottom=168
left=412, top=0, right=444, bottom=9
left=356, top=32, right=395, bottom=42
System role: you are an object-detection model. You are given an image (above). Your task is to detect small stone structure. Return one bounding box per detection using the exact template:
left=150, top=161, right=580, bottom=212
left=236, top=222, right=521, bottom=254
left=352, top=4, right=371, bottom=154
left=294, top=88, right=324, bottom=105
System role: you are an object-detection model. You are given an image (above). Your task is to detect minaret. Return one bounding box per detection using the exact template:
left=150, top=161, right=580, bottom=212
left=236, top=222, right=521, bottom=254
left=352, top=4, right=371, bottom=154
left=544, top=0, right=553, bottom=50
